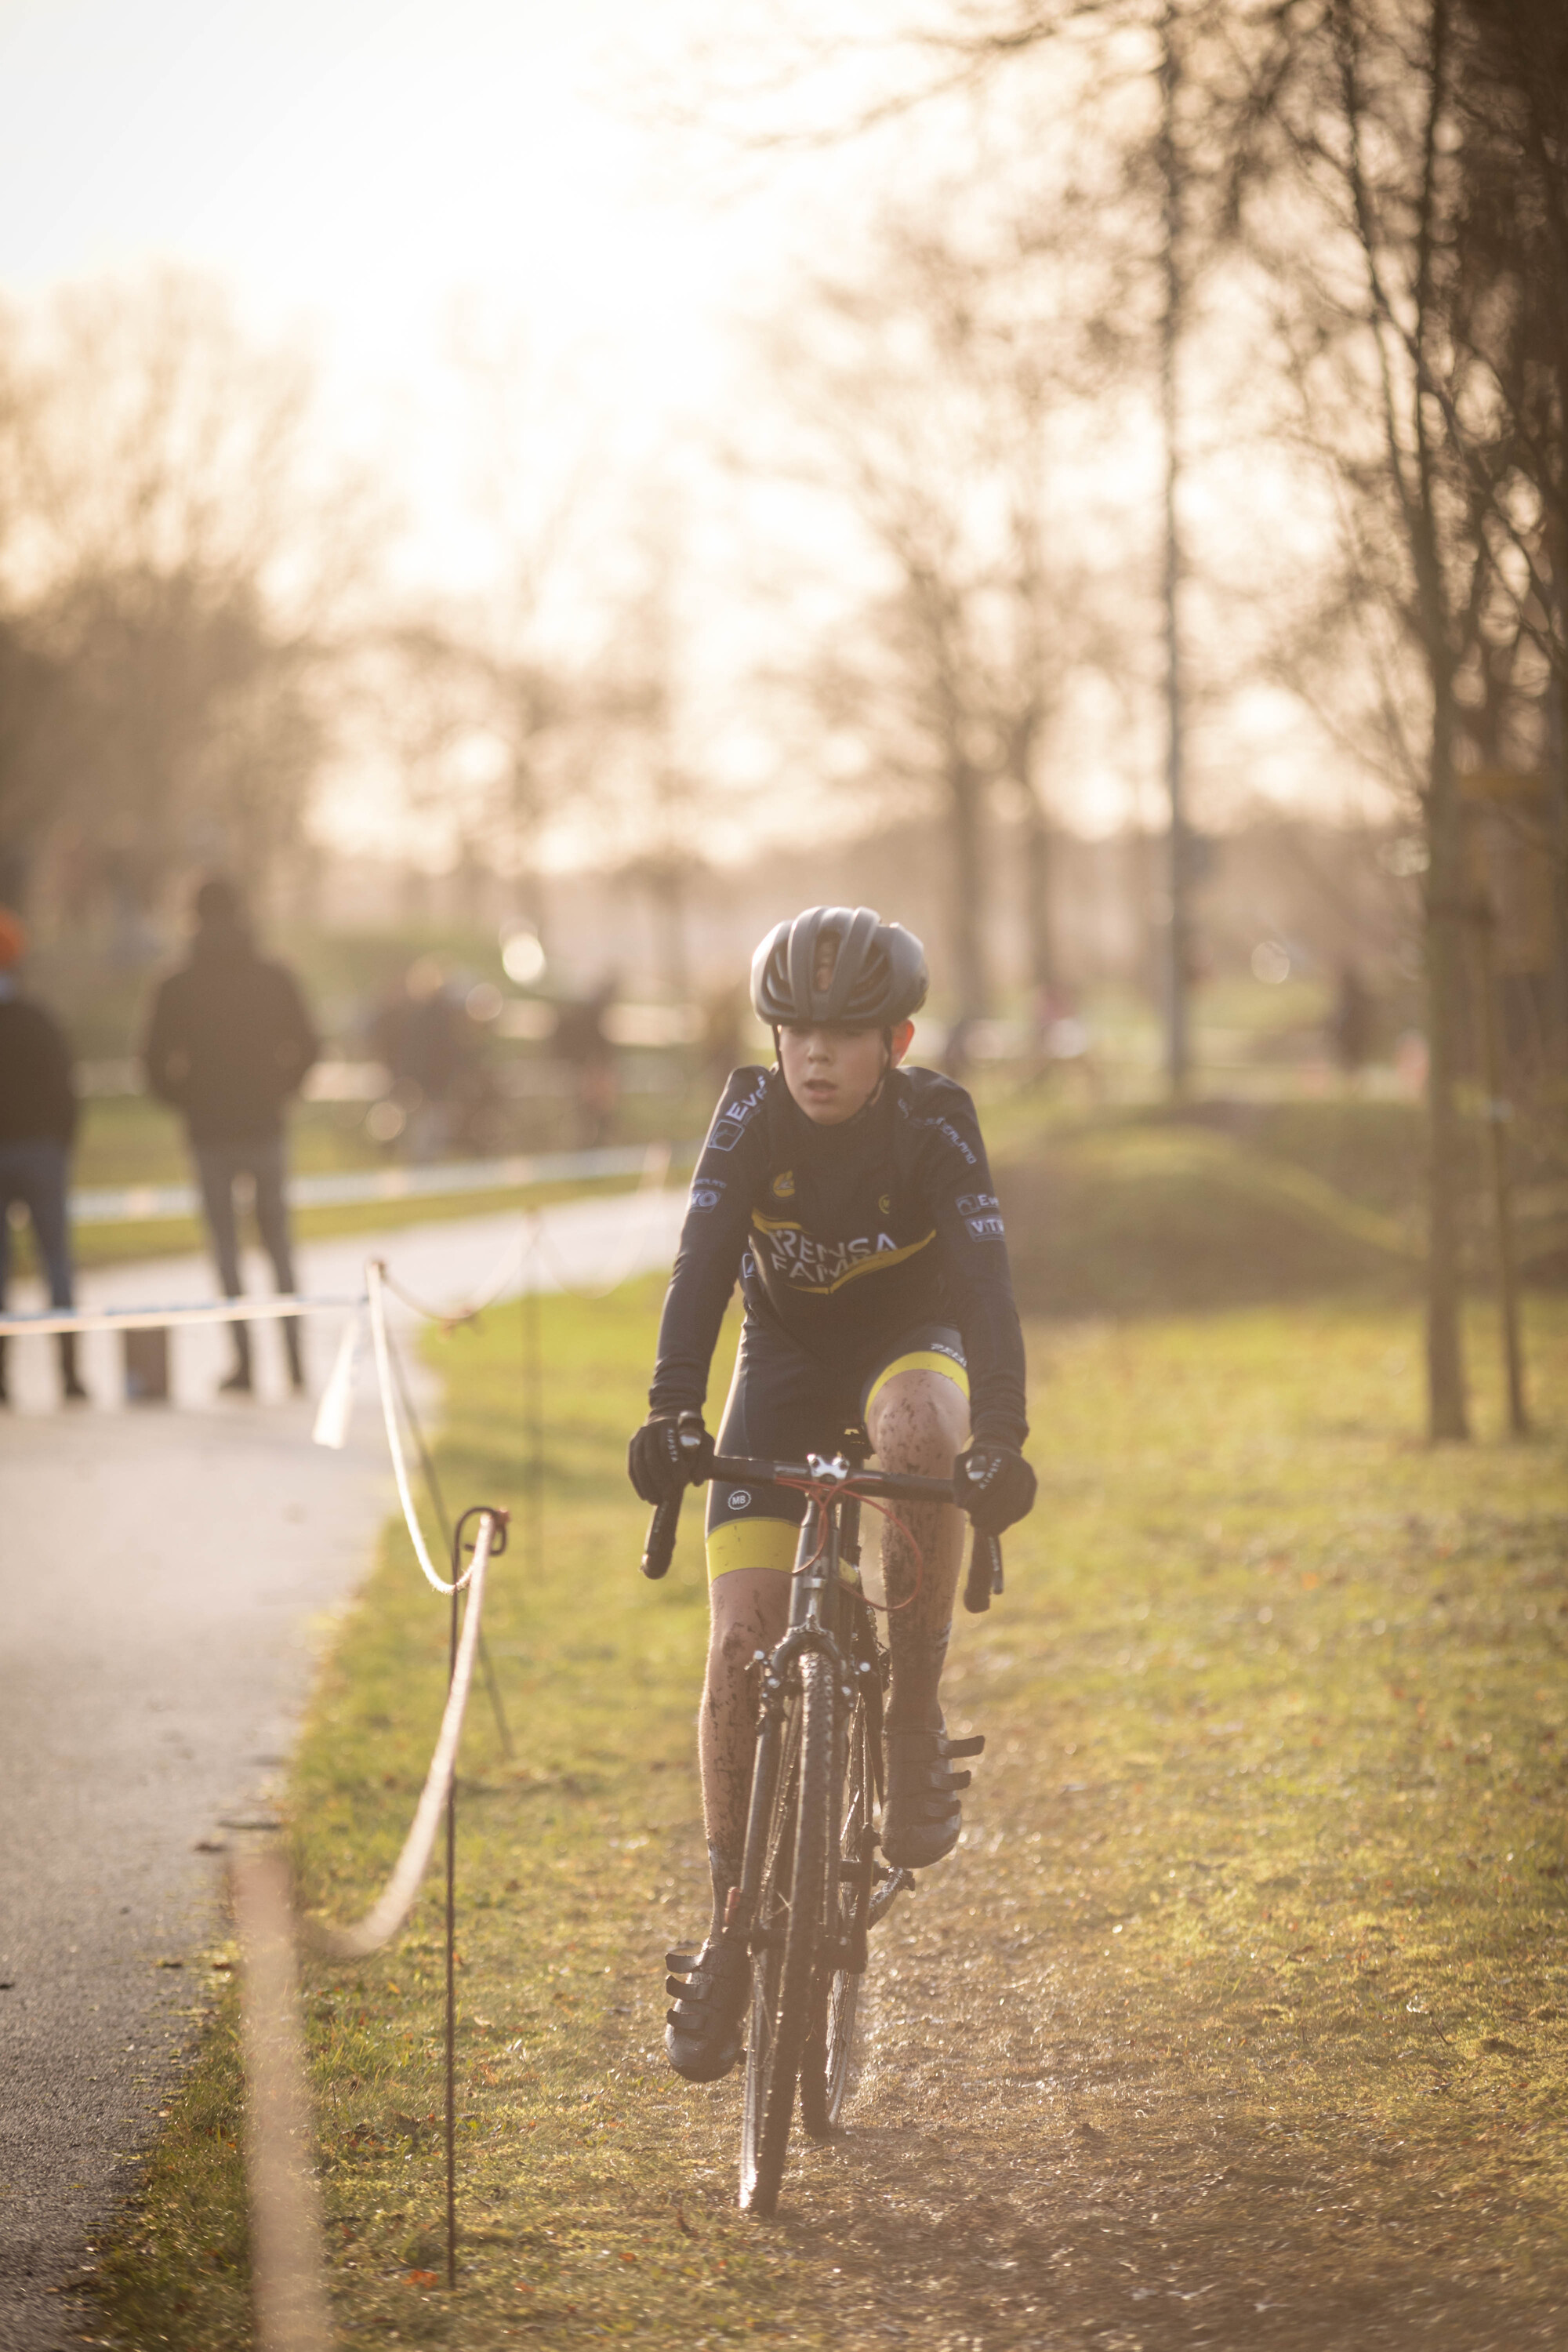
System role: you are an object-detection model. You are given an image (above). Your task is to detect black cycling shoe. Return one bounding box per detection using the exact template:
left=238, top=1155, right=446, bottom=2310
left=881, top=1725, right=985, bottom=1869
left=663, top=1934, right=750, bottom=2083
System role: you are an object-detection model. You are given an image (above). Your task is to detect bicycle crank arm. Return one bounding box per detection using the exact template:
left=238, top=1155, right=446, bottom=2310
left=866, top=1863, right=916, bottom=1929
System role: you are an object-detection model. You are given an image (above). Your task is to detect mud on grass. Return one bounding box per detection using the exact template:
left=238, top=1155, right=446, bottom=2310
left=91, top=1284, right=1568, bottom=2350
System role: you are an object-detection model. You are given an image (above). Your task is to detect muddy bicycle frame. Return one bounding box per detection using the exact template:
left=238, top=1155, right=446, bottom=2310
left=644, top=1447, right=1003, bottom=1926
left=642, top=1447, right=1004, bottom=2207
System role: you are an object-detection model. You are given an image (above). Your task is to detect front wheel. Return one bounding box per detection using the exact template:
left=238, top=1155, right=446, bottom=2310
left=800, top=1679, right=873, bottom=2140
left=739, top=1648, right=834, bottom=2215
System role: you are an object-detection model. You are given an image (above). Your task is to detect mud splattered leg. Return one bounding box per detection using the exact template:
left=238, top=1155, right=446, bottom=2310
left=699, top=1565, right=791, bottom=1939
left=866, top=1368, right=968, bottom=1733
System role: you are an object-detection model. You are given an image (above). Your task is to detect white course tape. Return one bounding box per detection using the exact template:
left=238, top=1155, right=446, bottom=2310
left=304, top=1509, right=497, bottom=1962
left=310, top=1313, right=363, bottom=1450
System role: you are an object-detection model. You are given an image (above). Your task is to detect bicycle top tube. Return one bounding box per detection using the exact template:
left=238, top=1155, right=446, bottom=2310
left=705, top=1453, right=956, bottom=1508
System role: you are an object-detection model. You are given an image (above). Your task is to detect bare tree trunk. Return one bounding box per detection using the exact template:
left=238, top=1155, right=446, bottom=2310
left=1160, top=0, right=1192, bottom=1099
left=655, top=861, right=690, bottom=1004
left=1406, top=0, right=1470, bottom=1443
left=949, top=757, right=988, bottom=1019
left=1022, top=787, right=1054, bottom=997
left=1471, top=902, right=1529, bottom=1434
left=1424, top=693, right=1471, bottom=1439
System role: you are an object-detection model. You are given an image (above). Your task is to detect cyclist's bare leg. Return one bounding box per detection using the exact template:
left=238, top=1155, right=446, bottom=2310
left=866, top=1367, right=968, bottom=1734
left=700, top=1565, right=791, bottom=1938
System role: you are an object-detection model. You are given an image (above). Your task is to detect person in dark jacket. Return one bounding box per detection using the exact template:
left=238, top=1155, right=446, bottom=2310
left=0, top=906, right=87, bottom=1404
left=143, top=877, right=319, bottom=1394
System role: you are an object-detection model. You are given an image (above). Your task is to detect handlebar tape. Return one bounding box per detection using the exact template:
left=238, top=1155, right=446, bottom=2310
left=962, top=1528, right=1004, bottom=1614
left=641, top=1493, right=682, bottom=1581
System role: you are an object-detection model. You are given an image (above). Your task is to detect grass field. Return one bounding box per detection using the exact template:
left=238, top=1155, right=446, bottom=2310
left=87, top=1255, right=1568, bottom=2352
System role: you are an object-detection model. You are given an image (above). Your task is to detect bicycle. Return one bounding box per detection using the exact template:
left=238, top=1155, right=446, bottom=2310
left=641, top=1442, right=1004, bottom=2216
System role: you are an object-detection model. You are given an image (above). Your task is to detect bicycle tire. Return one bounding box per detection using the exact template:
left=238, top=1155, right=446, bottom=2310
left=739, top=1648, right=834, bottom=2215
left=800, top=1680, right=872, bottom=2140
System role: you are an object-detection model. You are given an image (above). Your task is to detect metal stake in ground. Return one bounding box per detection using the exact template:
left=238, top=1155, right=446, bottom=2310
left=523, top=1223, right=544, bottom=1577
left=445, top=1512, right=470, bottom=2291
left=437, top=1504, right=507, bottom=2292
left=446, top=1563, right=459, bottom=2292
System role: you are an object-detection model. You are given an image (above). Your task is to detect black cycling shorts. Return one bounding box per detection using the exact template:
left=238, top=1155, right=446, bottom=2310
left=704, top=1313, right=968, bottom=1580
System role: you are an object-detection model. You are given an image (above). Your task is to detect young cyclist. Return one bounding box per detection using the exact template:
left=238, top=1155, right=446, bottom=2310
left=627, top=906, right=1036, bottom=2082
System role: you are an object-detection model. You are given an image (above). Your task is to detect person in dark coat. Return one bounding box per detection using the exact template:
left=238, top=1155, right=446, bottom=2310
left=0, top=906, right=87, bottom=1404
left=143, top=877, right=319, bottom=1394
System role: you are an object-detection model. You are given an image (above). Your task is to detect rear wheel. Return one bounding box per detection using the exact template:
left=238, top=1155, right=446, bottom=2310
left=739, top=1649, right=834, bottom=2215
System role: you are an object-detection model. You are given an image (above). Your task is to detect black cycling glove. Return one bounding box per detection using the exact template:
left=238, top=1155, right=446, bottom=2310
left=627, top=1410, right=714, bottom=1505
left=955, top=1441, right=1036, bottom=1536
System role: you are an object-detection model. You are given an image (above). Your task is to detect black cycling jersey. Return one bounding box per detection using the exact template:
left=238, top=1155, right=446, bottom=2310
left=649, top=1062, right=1028, bottom=1449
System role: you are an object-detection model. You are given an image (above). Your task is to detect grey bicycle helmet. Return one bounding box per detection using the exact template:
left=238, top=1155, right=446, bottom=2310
left=750, top=906, right=928, bottom=1028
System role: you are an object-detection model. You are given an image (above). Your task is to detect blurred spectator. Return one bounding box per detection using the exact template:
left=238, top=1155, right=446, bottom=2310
left=1332, top=964, right=1376, bottom=1087
left=0, top=907, right=87, bottom=1405
left=371, top=957, right=476, bottom=1160
left=556, top=977, right=620, bottom=1148
left=143, top=877, right=318, bottom=1394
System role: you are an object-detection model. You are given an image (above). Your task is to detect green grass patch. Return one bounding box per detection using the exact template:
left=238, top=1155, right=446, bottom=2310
left=92, top=1278, right=1568, bottom=2350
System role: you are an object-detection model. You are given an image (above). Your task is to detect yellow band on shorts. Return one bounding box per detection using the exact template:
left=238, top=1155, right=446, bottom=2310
left=706, top=1517, right=800, bottom=1581
left=863, top=1348, right=970, bottom=1421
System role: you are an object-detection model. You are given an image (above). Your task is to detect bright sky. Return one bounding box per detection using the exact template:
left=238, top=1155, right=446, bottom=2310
left=0, top=0, right=786, bottom=448
left=0, top=0, right=1380, bottom=858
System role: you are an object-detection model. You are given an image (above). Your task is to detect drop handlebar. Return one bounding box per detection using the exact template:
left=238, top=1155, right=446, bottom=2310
left=639, top=1450, right=1004, bottom=1610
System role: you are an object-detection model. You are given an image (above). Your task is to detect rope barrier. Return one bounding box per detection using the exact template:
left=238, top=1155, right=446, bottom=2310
left=303, top=1504, right=503, bottom=1961
left=365, top=1259, right=473, bottom=1598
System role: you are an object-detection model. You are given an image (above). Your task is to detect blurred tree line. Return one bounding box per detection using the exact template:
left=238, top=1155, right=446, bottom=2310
left=0, top=274, right=368, bottom=931
left=725, top=0, right=1565, bottom=1443
left=0, top=0, right=1561, bottom=1446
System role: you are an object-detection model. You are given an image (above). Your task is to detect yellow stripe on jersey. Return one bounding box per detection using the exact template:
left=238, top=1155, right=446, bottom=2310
left=748, top=1215, right=935, bottom=1295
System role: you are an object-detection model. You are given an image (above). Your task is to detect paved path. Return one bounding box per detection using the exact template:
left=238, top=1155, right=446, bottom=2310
left=0, top=1189, right=683, bottom=2349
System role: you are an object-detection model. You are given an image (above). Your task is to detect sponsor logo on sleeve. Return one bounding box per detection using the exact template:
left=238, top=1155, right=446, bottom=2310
left=956, top=1193, right=999, bottom=1218
left=706, top=1075, right=768, bottom=1152
left=966, top=1214, right=1005, bottom=1240
left=688, top=1178, right=726, bottom=1213
left=907, top=1104, right=978, bottom=1164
